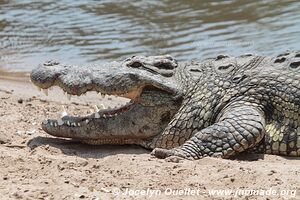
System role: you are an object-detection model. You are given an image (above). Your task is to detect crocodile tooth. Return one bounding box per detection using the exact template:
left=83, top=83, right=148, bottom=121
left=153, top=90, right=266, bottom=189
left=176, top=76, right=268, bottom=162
left=77, top=123, right=81, bottom=127
left=101, top=94, right=105, bottom=98
left=72, top=123, right=77, bottom=127
left=100, top=104, right=106, bottom=109
left=103, top=114, right=107, bottom=118
left=67, top=94, right=72, bottom=101
left=94, top=105, right=99, bottom=112
left=85, top=119, right=89, bottom=124
left=42, top=89, right=48, bottom=96
left=53, top=122, right=57, bottom=127
left=61, top=106, right=68, bottom=117
left=57, top=119, right=64, bottom=126
left=50, top=122, right=54, bottom=126
left=95, top=112, right=100, bottom=118
left=66, top=121, right=71, bottom=126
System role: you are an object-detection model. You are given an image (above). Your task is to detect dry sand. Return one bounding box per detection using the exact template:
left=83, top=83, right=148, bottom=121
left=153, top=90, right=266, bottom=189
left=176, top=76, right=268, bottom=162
left=0, top=78, right=299, bottom=200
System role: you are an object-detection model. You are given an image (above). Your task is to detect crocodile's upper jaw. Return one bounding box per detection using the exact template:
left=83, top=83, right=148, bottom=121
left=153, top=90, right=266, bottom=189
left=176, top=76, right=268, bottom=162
left=30, top=56, right=182, bottom=144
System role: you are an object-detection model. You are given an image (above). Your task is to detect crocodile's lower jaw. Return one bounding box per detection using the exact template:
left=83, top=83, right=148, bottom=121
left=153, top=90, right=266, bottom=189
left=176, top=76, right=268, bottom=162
left=42, top=98, right=135, bottom=129
left=36, top=84, right=144, bottom=135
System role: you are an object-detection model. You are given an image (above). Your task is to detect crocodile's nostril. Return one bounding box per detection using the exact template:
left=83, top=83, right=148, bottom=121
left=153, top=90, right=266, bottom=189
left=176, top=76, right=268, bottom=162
left=44, top=60, right=60, bottom=66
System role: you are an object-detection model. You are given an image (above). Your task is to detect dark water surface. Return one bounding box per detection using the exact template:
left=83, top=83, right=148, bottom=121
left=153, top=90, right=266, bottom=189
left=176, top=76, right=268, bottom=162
left=0, top=0, right=299, bottom=72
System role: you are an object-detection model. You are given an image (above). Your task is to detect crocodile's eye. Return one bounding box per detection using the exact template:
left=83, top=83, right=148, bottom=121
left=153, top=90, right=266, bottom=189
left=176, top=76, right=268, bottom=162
left=215, top=54, right=229, bottom=60
left=129, top=61, right=143, bottom=68
left=274, top=57, right=286, bottom=63
left=290, top=61, right=300, bottom=69
left=154, top=62, right=176, bottom=70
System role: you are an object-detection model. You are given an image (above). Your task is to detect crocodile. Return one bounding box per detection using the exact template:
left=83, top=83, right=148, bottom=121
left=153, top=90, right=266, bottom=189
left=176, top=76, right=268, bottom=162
left=30, top=51, right=300, bottom=160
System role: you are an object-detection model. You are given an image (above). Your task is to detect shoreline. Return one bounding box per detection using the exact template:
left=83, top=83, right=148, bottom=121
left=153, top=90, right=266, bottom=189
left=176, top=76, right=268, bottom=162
left=0, top=69, right=30, bottom=82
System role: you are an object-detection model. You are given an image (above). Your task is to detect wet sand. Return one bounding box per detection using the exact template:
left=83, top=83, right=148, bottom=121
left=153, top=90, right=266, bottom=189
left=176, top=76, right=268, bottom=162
left=0, top=77, right=299, bottom=200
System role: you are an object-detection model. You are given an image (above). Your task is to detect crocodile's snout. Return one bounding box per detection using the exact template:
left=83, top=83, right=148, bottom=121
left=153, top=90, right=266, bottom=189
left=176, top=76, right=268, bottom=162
left=31, top=56, right=179, bottom=97
left=30, top=60, right=65, bottom=89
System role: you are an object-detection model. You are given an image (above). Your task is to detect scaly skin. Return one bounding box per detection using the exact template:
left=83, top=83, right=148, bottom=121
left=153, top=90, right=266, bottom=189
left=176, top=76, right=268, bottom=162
left=30, top=51, right=300, bottom=160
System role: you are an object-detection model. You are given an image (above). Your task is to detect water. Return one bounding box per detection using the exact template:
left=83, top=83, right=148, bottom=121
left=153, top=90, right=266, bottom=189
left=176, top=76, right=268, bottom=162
left=0, top=0, right=299, bottom=72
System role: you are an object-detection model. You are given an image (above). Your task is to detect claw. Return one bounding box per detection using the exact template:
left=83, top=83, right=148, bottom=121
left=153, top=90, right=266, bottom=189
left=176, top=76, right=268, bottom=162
left=42, top=89, right=48, bottom=96
left=151, top=148, right=175, bottom=158
left=151, top=148, right=189, bottom=160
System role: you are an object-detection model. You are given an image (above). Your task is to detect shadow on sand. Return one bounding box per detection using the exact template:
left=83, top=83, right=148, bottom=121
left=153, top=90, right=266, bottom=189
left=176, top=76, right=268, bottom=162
left=27, top=136, right=150, bottom=159
left=27, top=136, right=300, bottom=161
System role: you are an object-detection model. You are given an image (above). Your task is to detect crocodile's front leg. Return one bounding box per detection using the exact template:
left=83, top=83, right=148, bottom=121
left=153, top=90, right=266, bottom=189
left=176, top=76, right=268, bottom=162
left=152, top=103, right=266, bottom=159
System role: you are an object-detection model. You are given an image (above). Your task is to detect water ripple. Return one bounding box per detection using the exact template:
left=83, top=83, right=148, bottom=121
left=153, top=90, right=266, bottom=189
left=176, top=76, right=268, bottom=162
left=0, top=0, right=299, bottom=71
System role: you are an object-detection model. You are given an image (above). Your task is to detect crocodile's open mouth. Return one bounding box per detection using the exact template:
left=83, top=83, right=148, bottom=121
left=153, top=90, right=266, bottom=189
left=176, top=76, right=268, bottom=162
left=38, top=86, right=146, bottom=129
left=30, top=59, right=180, bottom=143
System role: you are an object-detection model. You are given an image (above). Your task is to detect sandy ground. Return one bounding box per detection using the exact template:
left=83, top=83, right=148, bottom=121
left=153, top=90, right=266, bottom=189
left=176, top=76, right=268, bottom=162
left=0, top=78, right=299, bottom=200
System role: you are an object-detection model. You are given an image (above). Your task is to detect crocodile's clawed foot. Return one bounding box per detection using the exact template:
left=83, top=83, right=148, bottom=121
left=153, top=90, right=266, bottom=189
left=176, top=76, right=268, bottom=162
left=151, top=148, right=191, bottom=160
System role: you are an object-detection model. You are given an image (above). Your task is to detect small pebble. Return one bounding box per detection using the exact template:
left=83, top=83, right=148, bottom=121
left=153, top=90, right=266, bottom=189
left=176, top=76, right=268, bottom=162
left=16, top=131, right=25, bottom=136
left=26, top=130, right=36, bottom=135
